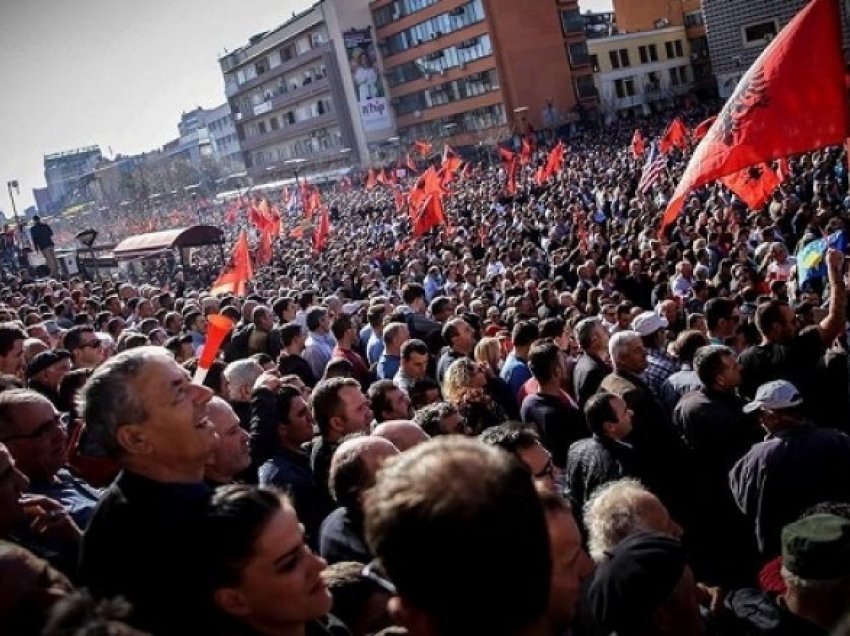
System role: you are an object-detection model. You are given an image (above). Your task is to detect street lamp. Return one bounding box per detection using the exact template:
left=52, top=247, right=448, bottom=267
left=75, top=228, right=99, bottom=281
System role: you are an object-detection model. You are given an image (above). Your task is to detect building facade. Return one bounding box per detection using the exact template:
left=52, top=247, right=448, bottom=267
left=612, top=0, right=713, bottom=97
left=588, top=26, right=694, bottom=119
left=219, top=0, right=397, bottom=180
left=703, top=0, right=850, bottom=98
left=370, top=0, right=595, bottom=153
left=162, top=103, right=244, bottom=175
left=41, top=146, right=103, bottom=215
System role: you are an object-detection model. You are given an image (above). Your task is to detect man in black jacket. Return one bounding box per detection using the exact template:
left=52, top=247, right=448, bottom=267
left=572, top=317, right=610, bottom=408
left=29, top=216, right=58, bottom=278
left=673, top=345, right=761, bottom=586
left=78, top=347, right=216, bottom=635
left=566, top=392, right=636, bottom=516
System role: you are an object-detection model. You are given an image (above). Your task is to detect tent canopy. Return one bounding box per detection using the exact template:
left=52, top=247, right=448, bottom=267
left=112, top=225, right=225, bottom=260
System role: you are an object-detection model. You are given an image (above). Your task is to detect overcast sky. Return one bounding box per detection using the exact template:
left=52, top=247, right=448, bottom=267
left=0, top=0, right=314, bottom=215
left=0, top=0, right=613, bottom=216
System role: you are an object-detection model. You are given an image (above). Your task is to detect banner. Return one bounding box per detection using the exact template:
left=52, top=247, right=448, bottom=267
left=344, top=29, right=391, bottom=134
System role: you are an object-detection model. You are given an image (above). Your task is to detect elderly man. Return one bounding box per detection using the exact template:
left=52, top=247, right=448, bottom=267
left=25, top=349, right=72, bottom=409
left=222, top=358, right=264, bottom=429
left=364, top=437, right=552, bottom=636
left=572, top=317, right=611, bottom=409
left=376, top=321, right=408, bottom=381
left=599, top=331, right=686, bottom=518
left=631, top=311, right=678, bottom=400
left=78, top=347, right=216, bottom=634
left=371, top=420, right=430, bottom=451
left=204, top=396, right=250, bottom=487
left=0, top=387, right=100, bottom=525
left=319, top=435, right=399, bottom=564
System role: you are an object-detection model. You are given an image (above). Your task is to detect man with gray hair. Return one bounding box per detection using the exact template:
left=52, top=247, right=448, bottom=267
left=572, top=317, right=610, bottom=408
left=78, top=346, right=216, bottom=634
left=222, top=358, right=264, bottom=429
left=600, top=331, right=686, bottom=517
left=303, top=306, right=336, bottom=380
left=583, top=478, right=683, bottom=563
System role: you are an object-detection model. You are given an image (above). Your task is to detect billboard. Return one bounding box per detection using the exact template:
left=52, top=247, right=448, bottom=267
left=343, top=29, right=391, bottom=134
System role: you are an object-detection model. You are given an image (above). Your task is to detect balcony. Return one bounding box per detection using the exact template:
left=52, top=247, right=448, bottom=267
left=234, top=75, right=331, bottom=125
left=238, top=111, right=337, bottom=152
left=569, top=53, right=591, bottom=69
left=228, top=42, right=331, bottom=97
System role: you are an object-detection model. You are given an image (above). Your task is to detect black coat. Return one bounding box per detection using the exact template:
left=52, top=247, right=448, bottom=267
left=572, top=353, right=610, bottom=408
left=566, top=435, right=636, bottom=514
left=79, top=471, right=211, bottom=635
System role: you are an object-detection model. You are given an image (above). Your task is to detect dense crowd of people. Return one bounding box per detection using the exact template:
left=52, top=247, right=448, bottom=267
left=1, top=101, right=850, bottom=635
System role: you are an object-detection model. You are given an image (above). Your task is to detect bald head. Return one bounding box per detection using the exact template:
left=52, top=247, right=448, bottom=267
left=372, top=420, right=430, bottom=451
left=330, top=435, right=399, bottom=510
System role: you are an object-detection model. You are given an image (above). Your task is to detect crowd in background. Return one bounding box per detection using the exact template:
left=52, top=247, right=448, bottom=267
left=1, top=99, right=850, bottom=635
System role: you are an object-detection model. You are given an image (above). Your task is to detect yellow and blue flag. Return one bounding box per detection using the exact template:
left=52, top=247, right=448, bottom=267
left=797, top=231, right=847, bottom=286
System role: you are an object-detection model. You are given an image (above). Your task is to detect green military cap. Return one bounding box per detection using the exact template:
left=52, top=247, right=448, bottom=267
left=782, top=513, right=850, bottom=580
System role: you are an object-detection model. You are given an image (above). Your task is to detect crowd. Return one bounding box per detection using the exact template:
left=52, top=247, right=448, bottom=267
left=1, top=100, right=850, bottom=636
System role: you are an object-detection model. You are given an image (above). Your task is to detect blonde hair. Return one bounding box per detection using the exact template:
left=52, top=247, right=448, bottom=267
left=474, top=337, right=501, bottom=370
left=442, top=358, right=478, bottom=405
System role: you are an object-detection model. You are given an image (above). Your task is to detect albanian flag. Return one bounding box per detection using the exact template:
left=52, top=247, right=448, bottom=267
left=720, top=163, right=780, bottom=210
left=659, top=117, right=688, bottom=154
left=661, top=0, right=848, bottom=232
left=631, top=129, right=646, bottom=157
left=211, top=231, right=253, bottom=297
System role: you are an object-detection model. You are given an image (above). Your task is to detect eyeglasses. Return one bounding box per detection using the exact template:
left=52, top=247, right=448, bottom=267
left=534, top=456, right=555, bottom=480
left=361, top=560, right=397, bottom=595
left=79, top=340, right=103, bottom=350
left=1, top=413, right=68, bottom=442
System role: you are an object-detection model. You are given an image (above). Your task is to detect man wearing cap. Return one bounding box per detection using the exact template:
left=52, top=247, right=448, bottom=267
left=631, top=310, right=678, bottom=401
left=585, top=532, right=704, bottom=636
left=730, top=380, right=850, bottom=558
left=26, top=349, right=72, bottom=409
left=724, top=513, right=850, bottom=634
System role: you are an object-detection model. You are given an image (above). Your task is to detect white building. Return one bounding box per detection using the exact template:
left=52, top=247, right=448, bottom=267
left=587, top=25, right=694, bottom=120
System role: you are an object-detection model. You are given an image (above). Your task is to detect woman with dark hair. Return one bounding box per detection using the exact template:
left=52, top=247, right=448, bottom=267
left=251, top=384, right=323, bottom=543
left=201, top=485, right=345, bottom=636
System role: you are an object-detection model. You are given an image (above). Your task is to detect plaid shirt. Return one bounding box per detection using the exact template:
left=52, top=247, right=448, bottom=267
left=643, top=347, right=680, bottom=402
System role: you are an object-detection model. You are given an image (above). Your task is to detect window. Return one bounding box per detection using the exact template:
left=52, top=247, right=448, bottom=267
left=614, top=77, right=635, bottom=99
left=573, top=74, right=597, bottom=99
left=255, top=61, right=267, bottom=75
left=669, top=67, right=680, bottom=86
left=257, top=121, right=266, bottom=134
left=567, top=42, right=589, bottom=68
left=638, top=45, right=648, bottom=64
left=684, top=11, right=704, bottom=28
left=608, top=49, right=620, bottom=69
left=678, top=66, right=689, bottom=84
left=674, top=40, right=684, bottom=57
left=648, top=44, right=658, bottom=62
left=590, top=54, right=599, bottom=72
left=270, top=116, right=279, bottom=131
left=742, top=19, right=779, bottom=47
left=560, top=8, right=584, bottom=35
left=664, top=41, right=674, bottom=59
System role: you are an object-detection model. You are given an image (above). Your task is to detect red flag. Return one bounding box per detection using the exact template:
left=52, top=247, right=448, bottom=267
left=406, top=151, right=418, bottom=173
left=631, top=130, right=646, bottom=157
left=659, top=117, right=688, bottom=153
left=224, top=202, right=239, bottom=225
left=414, top=140, right=432, bottom=156
left=365, top=169, right=377, bottom=190
left=720, top=163, right=780, bottom=210
left=537, top=141, right=565, bottom=185
left=409, top=168, right=446, bottom=236
left=312, top=206, right=330, bottom=251
left=256, top=228, right=273, bottom=266
left=498, top=147, right=515, bottom=163
left=211, top=231, right=253, bottom=296
left=499, top=149, right=518, bottom=196
left=520, top=137, right=533, bottom=166
left=661, top=0, right=848, bottom=231
left=692, top=115, right=717, bottom=141
left=376, top=169, right=388, bottom=186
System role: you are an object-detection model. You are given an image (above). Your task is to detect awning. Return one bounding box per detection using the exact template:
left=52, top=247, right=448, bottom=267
left=112, top=225, right=225, bottom=260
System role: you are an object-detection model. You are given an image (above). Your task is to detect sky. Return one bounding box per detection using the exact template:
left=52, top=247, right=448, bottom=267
left=0, top=0, right=613, bottom=217
left=0, top=0, right=314, bottom=216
